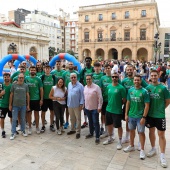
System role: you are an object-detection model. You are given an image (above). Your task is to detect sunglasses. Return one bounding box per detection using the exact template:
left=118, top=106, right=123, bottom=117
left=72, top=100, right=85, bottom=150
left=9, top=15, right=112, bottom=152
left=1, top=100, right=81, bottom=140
left=86, top=79, right=91, bottom=81
left=71, top=77, right=76, bottom=79
left=18, top=77, right=24, bottom=79
left=112, top=76, right=118, bottom=78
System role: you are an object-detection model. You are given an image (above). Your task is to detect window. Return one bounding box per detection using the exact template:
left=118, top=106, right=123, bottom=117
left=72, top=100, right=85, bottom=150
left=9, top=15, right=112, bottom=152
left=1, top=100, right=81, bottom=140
left=85, top=15, right=89, bottom=22
left=84, top=32, right=89, bottom=42
left=140, top=29, right=146, bottom=40
left=125, top=11, right=129, bottom=19
left=164, top=48, right=169, bottom=55
left=124, top=30, right=130, bottom=41
left=141, top=10, right=146, bottom=17
left=165, top=33, right=170, bottom=40
left=110, top=30, right=116, bottom=41
left=98, top=32, right=103, bottom=41
left=112, top=13, right=116, bottom=20
left=67, top=22, right=70, bottom=26
left=99, top=14, right=103, bottom=21
left=164, top=40, right=169, bottom=48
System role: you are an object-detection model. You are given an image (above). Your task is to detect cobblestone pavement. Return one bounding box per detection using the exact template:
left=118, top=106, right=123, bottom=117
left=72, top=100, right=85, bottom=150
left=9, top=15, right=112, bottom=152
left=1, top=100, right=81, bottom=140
left=0, top=107, right=170, bottom=170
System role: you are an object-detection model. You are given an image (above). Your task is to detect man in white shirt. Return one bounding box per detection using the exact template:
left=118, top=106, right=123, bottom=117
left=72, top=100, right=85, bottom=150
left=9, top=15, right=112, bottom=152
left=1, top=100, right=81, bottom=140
left=111, top=61, right=119, bottom=74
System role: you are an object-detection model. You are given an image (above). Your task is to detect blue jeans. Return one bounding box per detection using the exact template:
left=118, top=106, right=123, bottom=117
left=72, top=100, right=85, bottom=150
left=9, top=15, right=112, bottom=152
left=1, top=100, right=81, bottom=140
left=11, top=106, right=26, bottom=134
left=128, top=117, right=145, bottom=133
left=167, top=78, right=170, bottom=90
left=84, top=108, right=100, bottom=138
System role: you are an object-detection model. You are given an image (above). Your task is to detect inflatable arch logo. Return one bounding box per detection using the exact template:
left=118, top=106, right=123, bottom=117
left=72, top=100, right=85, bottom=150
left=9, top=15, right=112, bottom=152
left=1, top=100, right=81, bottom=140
left=0, top=53, right=81, bottom=82
left=0, top=54, right=37, bottom=82
left=49, top=53, right=81, bottom=72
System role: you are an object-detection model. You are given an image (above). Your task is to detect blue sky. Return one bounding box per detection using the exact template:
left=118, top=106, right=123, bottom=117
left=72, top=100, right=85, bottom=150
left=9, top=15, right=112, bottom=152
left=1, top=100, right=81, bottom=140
left=0, top=0, right=169, bottom=26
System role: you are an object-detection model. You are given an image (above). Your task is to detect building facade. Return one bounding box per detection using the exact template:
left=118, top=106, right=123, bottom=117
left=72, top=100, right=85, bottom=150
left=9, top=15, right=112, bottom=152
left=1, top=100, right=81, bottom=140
left=8, top=8, right=31, bottom=26
left=0, top=22, right=49, bottom=60
left=21, top=10, right=62, bottom=52
left=65, top=18, right=79, bottom=57
left=159, top=27, right=170, bottom=62
left=78, top=0, right=160, bottom=61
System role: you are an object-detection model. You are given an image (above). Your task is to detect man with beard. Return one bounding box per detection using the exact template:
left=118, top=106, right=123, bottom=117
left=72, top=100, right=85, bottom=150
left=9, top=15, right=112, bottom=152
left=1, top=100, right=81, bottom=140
left=80, top=57, right=95, bottom=128
left=0, top=73, right=12, bottom=138
left=25, top=66, right=43, bottom=134
left=145, top=70, right=170, bottom=168
left=36, top=61, right=44, bottom=77
left=51, top=60, right=65, bottom=80
left=121, top=65, right=148, bottom=148
left=62, top=62, right=80, bottom=129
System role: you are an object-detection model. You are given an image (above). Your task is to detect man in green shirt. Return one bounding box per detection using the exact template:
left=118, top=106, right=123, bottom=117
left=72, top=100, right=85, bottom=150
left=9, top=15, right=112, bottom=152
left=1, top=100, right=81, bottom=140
left=50, top=60, right=65, bottom=80
left=123, top=75, right=150, bottom=160
left=11, top=65, right=29, bottom=82
left=92, top=62, right=104, bottom=87
left=36, top=61, right=44, bottom=77
left=145, top=70, right=170, bottom=168
left=25, top=66, right=43, bottom=135
left=0, top=73, right=12, bottom=138
left=100, top=64, right=113, bottom=138
left=103, top=72, right=126, bottom=150
left=121, top=64, right=148, bottom=145
left=62, top=62, right=80, bottom=129
left=40, top=65, right=56, bottom=133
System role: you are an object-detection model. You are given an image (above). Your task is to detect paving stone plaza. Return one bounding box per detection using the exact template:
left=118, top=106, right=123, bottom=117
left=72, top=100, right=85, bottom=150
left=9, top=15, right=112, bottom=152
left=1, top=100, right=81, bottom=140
left=0, top=106, right=169, bottom=170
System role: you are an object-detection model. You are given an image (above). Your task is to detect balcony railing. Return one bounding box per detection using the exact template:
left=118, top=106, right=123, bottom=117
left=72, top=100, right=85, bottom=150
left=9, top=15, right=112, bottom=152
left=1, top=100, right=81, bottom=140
left=80, top=37, right=151, bottom=43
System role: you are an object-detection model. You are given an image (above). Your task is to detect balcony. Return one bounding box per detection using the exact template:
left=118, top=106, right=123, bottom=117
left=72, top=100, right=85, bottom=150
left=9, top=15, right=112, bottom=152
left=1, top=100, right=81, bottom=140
left=85, top=19, right=89, bottom=22
left=125, top=15, right=130, bottom=19
left=111, top=16, right=116, bottom=20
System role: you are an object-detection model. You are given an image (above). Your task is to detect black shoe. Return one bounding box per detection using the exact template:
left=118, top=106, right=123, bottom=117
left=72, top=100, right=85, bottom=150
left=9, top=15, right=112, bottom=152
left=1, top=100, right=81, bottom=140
left=95, top=138, right=100, bottom=144
left=16, top=131, right=19, bottom=135
left=2, top=131, right=6, bottom=138
left=32, top=120, right=36, bottom=126
left=45, top=120, right=47, bottom=125
left=67, top=131, right=76, bottom=135
left=76, top=133, right=80, bottom=139
left=85, top=134, right=93, bottom=139
left=40, top=126, right=46, bottom=133
left=81, top=122, right=88, bottom=129
left=50, top=124, right=55, bottom=132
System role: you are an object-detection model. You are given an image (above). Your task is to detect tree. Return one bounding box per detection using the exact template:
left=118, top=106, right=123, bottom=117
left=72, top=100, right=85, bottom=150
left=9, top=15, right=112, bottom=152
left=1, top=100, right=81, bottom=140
left=66, top=49, right=75, bottom=56
left=56, top=49, right=65, bottom=54
left=49, top=47, right=57, bottom=57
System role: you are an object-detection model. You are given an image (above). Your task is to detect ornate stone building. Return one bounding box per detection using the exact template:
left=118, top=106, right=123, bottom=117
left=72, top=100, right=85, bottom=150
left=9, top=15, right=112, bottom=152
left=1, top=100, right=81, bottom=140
left=0, top=22, right=49, bottom=60
left=78, top=0, right=160, bottom=61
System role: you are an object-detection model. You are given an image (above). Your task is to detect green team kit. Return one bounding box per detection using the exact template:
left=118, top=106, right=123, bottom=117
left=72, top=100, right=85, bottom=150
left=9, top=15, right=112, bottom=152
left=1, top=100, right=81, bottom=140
left=36, top=71, right=45, bottom=77
left=127, top=87, right=150, bottom=118
left=25, top=76, right=43, bottom=100
left=50, top=69, right=65, bottom=80
left=146, top=84, right=170, bottom=118
left=106, top=83, right=126, bottom=114
left=92, top=72, right=104, bottom=87
left=62, top=70, right=80, bottom=87
left=11, top=70, right=30, bottom=81
left=100, top=75, right=112, bottom=102
left=80, top=67, right=94, bottom=85
left=0, top=83, right=12, bottom=108
left=40, top=75, right=56, bottom=99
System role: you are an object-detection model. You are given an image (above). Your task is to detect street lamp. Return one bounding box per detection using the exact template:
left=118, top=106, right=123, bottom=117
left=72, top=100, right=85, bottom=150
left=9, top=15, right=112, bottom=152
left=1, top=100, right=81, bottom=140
left=158, top=42, right=162, bottom=62
left=9, top=43, right=17, bottom=53
left=153, top=33, right=159, bottom=64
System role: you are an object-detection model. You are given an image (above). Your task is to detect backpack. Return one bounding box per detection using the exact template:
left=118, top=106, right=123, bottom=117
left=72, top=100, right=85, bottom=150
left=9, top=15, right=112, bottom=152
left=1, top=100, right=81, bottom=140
left=41, top=75, right=56, bottom=85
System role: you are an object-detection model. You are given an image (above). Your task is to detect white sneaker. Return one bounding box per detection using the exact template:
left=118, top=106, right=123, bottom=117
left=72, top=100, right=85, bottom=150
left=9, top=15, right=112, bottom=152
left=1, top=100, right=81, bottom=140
left=21, top=131, right=28, bottom=137
left=160, top=157, right=168, bottom=168
left=17, top=126, right=21, bottom=131
left=137, top=142, right=141, bottom=151
left=100, top=132, right=108, bottom=139
left=103, top=137, right=114, bottom=145
left=57, top=129, right=62, bottom=135
left=28, top=128, right=32, bottom=135
left=10, top=134, right=15, bottom=140
left=36, top=128, right=40, bottom=134
left=123, top=145, right=135, bottom=153
left=117, top=141, right=123, bottom=150
left=140, top=150, right=146, bottom=160
left=147, top=148, right=156, bottom=157
left=122, top=137, right=130, bottom=144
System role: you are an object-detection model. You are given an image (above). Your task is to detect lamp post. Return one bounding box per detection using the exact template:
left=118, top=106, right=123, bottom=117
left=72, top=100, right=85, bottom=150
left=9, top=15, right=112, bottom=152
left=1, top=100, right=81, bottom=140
left=158, top=42, right=161, bottom=62
left=154, top=33, right=159, bottom=64
left=9, top=43, right=17, bottom=53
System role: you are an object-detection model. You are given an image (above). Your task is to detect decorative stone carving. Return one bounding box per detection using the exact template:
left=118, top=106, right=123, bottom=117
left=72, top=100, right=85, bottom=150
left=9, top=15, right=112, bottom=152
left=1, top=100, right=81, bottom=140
left=91, top=25, right=95, bottom=28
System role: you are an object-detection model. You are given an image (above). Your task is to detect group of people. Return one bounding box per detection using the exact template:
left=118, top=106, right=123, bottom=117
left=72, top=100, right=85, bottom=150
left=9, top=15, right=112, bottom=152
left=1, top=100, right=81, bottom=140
left=0, top=57, right=169, bottom=168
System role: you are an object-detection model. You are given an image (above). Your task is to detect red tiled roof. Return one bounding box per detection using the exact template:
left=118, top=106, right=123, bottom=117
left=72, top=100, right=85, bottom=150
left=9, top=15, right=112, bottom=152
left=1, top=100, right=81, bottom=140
left=0, top=21, right=20, bottom=28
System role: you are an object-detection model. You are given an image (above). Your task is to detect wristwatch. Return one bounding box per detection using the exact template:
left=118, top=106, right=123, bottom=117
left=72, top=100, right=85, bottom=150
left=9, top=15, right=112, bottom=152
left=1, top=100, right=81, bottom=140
left=142, top=116, right=146, bottom=119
